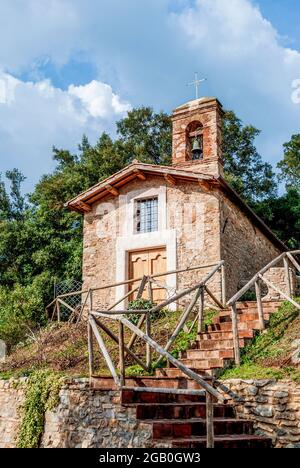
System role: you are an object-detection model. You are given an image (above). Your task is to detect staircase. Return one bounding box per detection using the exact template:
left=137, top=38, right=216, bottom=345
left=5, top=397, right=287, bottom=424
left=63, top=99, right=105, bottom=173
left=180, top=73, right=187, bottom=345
left=121, top=387, right=272, bottom=448
left=155, top=300, right=282, bottom=378
left=91, top=299, right=283, bottom=448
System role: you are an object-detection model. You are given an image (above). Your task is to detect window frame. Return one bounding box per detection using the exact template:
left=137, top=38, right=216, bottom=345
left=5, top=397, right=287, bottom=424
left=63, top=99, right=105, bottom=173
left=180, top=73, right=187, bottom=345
left=134, top=196, right=159, bottom=234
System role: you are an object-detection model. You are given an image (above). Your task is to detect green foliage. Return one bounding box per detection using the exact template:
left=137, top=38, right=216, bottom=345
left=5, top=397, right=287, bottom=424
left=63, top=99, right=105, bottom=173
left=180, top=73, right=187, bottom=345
left=278, top=134, right=300, bottom=190
left=125, top=364, right=151, bottom=376
left=128, top=297, right=165, bottom=325
left=240, top=301, right=299, bottom=363
left=220, top=363, right=286, bottom=380
left=0, top=280, right=46, bottom=350
left=17, top=370, right=63, bottom=448
left=220, top=300, right=300, bottom=380
left=223, top=111, right=277, bottom=204
left=116, top=107, right=172, bottom=165
left=169, top=324, right=198, bottom=360
left=253, top=188, right=300, bottom=249
left=203, top=309, right=218, bottom=327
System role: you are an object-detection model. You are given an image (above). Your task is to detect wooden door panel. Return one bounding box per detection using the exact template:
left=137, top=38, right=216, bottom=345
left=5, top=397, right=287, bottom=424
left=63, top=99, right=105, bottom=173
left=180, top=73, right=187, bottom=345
left=128, top=248, right=166, bottom=303
left=149, top=250, right=167, bottom=303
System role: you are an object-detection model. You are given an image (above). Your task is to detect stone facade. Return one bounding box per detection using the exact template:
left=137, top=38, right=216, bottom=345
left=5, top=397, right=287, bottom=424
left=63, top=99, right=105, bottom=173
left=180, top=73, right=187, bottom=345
left=219, top=193, right=282, bottom=298
left=82, top=173, right=284, bottom=307
left=1, top=378, right=300, bottom=448
left=225, top=379, right=300, bottom=449
left=171, top=97, right=224, bottom=176
left=83, top=176, right=223, bottom=308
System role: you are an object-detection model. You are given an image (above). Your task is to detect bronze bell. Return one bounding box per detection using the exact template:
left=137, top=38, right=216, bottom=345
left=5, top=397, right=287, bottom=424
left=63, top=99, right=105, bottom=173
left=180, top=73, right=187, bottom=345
left=192, top=137, right=203, bottom=160
left=192, top=137, right=201, bottom=153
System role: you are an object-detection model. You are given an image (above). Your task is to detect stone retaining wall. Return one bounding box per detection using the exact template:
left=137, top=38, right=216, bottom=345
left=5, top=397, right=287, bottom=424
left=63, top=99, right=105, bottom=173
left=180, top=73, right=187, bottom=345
left=224, top=379, right=300, bottom=448
left=1, top=377, right=300, bottom=448
left=0, top=378, right=153, bottom=449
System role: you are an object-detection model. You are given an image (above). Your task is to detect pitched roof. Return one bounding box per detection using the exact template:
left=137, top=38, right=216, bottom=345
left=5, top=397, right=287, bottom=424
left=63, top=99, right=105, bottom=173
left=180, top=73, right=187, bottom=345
left=65, top=161, right=214, bottom=212
left=65, top=161, right=287, bottom=251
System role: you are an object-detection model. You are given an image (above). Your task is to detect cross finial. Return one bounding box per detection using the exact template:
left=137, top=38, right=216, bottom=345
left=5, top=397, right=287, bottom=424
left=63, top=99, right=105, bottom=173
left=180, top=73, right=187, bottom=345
left=187, top=72, right=207, bottom=100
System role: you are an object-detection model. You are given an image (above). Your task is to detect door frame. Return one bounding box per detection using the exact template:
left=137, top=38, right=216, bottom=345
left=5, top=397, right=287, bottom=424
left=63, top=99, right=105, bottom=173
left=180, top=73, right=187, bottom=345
left=127, top=246, right=167, bottom=303
left=115, top=230, right=177, bottom=310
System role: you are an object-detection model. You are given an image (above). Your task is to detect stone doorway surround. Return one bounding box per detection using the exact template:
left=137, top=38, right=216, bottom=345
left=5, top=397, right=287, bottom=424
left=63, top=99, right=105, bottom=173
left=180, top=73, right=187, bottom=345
left=115, top=185, right=177, bottom=310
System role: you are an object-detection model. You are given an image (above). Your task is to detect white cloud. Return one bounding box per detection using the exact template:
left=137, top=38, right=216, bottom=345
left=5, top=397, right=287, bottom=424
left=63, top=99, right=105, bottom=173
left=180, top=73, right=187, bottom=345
left=0, top=0, right=300, bottom=189
left=170, top=0, right=300, bottom=162
left=68, top=80, right=131, bottom=119
left=0, top=71, right=131, bottom=190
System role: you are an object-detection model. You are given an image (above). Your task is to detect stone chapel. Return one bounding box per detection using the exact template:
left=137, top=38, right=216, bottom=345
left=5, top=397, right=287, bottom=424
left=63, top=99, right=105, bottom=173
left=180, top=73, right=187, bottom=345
left=66, top=97, right=286, bottom=308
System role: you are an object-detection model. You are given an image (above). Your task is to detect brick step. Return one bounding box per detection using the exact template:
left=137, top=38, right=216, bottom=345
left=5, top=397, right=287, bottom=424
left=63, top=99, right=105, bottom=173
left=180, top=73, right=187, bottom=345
left=134, top=402, right=235, bottom=420
left=197, top=338, right=247, bottom=350
left=149, top=418, right=254, bottom=439
left=92, top=376, right=208, bottom=391
left=155, top=368, right=216, bottom=379
left=121, top=389, right=206, bottom=405
left=200, top=330, right=255, bottom=341
left=175, top=358, right=230, bottom=369
left=206, top=320, right=262, bottom=333
left=170, top=434, right=272, bottom=449
left=185, top=349, right=234, bottom=360
left=215, top=312, right=271, bottom=324
left=231, top=300, right=282, bottom=310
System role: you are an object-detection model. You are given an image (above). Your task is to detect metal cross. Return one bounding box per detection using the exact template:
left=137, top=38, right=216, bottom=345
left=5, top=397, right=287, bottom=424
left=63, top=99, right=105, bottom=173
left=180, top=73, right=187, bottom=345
left=187, top=73, right=207, bottom=100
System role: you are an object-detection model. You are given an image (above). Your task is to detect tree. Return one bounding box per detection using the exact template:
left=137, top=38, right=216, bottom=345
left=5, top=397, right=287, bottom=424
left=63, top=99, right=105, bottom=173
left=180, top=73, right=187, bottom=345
left=222, top=111, right=277, bottom=205
left=253, top=188, right=300, bottom=249
left=116, top=107, right=172, bottom=165
left=278, top=134, right=300, bottom=190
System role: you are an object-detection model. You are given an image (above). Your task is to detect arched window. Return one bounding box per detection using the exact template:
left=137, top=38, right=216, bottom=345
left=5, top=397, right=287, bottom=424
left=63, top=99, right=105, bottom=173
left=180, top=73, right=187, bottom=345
left=186, top=121, right=203, bottom=161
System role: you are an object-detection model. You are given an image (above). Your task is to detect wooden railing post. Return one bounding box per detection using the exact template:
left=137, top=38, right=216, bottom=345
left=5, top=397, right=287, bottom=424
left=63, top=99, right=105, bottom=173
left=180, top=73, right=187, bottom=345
left=206, top=392, right=214, bottom=448
left=198, top=287, right=205, bottom=334
left=88, top=318, right=94, bottom=377
left=57, top=300, right=61, bottom=323
left=255, top=281, right=265, bottom=330
left=283, top=256, right=292, bottom=297
left=231, top=303, right=240, bottom=366
left=146, top=312, right=152, bottom=371
left=119, top=321, right=125, bottom=387
left=221, top=264, right=226, bottom=305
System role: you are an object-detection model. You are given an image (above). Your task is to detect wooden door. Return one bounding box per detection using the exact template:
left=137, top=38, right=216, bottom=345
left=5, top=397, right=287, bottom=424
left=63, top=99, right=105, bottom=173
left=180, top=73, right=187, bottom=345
left=128, top=247, right=167, bottom=303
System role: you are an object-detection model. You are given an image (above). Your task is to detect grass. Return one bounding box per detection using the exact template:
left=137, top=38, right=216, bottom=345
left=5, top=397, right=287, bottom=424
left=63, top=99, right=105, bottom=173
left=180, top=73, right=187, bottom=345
left=220, top=299, right=300, bottom=381
left=2, top=299, right=300, bottom=382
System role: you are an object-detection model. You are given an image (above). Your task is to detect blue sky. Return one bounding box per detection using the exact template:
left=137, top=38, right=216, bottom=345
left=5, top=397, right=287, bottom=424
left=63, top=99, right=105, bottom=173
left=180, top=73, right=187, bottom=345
left=0, top=0, right=299, bottom=193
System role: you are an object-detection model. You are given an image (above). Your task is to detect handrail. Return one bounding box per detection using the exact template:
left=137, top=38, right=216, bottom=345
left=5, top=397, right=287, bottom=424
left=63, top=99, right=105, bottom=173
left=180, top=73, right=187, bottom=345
left=87, top=261, right=227, bottom=449
left=46, top=261, right=224, bottom=305
left=227, top=250, right=300, bottom=366
left=46, top=260, right=226, bottom=324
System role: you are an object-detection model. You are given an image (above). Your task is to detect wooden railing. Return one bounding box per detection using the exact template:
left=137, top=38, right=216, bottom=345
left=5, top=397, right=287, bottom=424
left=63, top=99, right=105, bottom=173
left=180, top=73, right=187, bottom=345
left=227, top=250, right=300, bottom=366
left=81, top=261, right=227, bottom=449
left=46, top=261, right=227, bottom=325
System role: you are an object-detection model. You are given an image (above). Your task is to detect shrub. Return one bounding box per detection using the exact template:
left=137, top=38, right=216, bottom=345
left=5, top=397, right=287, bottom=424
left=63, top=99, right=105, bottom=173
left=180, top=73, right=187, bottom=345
left=0, top=279, right=47, bottom=350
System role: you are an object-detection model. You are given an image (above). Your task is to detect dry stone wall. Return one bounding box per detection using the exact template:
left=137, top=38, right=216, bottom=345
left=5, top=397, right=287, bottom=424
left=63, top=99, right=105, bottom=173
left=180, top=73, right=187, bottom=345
left=225, top=379, right=300, bottom=448
left=1, top=377, right=300, bottom=448
left=0, top=378, right=153, bottom=449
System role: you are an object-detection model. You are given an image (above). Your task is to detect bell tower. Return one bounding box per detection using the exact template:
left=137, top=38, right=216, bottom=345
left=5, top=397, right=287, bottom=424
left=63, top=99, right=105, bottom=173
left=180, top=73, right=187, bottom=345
left=171, top=97, right=224, bottom=176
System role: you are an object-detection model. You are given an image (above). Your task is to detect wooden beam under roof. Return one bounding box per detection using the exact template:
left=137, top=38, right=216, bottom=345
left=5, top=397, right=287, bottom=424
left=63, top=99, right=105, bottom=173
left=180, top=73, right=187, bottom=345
left=133, top=169, right=146, bottom=181
left=164, top=174, right=177, bottom=186
left=198, top=179, right=211, bottom=192
left=76, top=201, right=92, bottom=212
left=105, top=184, right=119, bottom=196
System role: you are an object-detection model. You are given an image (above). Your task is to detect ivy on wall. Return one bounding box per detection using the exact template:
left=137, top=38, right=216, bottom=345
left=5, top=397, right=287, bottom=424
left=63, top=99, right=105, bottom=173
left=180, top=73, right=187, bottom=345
left=17, top=370, right=63, bottom=448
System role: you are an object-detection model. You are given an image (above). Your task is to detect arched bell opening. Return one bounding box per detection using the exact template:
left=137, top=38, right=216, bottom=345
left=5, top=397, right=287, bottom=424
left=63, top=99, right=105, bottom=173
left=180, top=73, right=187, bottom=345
left=186, top=121, right=204, bottom=161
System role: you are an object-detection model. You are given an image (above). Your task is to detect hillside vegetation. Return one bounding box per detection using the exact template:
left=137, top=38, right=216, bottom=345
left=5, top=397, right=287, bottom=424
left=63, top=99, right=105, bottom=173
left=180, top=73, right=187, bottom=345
left=1, top=302, right=300, bottom=382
